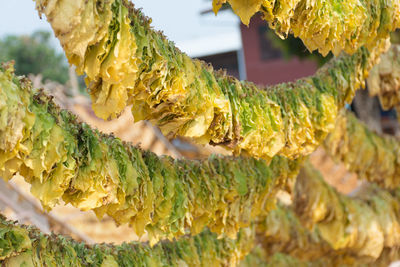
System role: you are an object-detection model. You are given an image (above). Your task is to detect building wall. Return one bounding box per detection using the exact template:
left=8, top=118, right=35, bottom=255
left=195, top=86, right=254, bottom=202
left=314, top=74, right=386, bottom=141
left=240, top=15, right=317, bottom=86
left=198, top=51, right=240, bottom=79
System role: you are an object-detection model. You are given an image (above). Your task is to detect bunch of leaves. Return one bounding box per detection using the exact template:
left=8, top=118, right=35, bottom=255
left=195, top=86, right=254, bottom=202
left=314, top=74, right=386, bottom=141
left=34, top=0, right=387, bottom=160
left=367, top=45, right=400, bottom=109
left=324, top=110, right=400, bottom=189
left=213, top=0, right=400, bottom=56
left=294, top=163, right=400, bottom=264
left=0, top=62, right=303, bottom=244
left=0, top=215, right=255, bottom=267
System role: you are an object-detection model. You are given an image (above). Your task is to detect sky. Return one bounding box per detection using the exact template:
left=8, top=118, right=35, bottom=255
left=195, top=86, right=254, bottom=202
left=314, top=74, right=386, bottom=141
left=0, top=0, right=241, bottom=56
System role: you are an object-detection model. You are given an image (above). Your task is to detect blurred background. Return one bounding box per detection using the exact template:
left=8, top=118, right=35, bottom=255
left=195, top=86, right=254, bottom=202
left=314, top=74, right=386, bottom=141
left=0, top=0, right=398, bottom=245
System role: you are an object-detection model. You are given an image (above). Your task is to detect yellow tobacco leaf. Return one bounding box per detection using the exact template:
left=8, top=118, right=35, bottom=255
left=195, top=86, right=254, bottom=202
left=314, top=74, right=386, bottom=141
left=228, top=0, right=264, bottom=25
left=212, top=0, right=227, bottom=14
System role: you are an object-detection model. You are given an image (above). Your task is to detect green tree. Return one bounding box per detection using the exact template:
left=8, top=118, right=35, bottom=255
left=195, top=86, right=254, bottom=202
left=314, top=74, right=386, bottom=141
left=0, top=30, right=69, bottom=84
